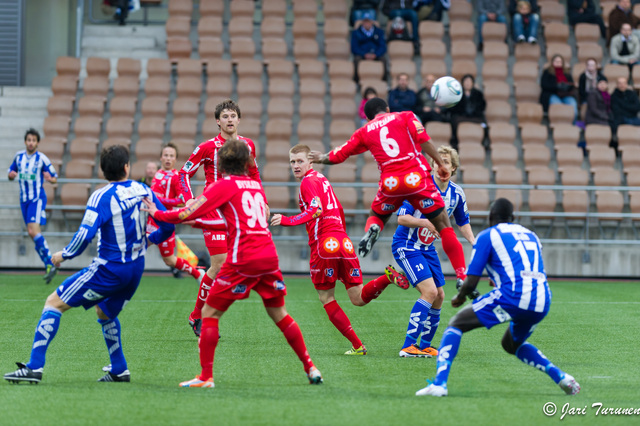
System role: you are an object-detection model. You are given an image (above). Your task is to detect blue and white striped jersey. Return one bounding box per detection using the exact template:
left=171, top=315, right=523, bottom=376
left=467, top=223, right=551, bottom=313
left=62, top=180, right=174, bottom=263
left=392, top=177, right=470, bottom=252
left=8, top=150, right=58, bottom=203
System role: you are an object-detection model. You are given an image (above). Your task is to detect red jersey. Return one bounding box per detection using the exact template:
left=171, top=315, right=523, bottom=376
left=150, top=169, right=184, bottom=208
left=178, top=134, right=260, bottom=201
left=155, top=175, right=275, bottom=266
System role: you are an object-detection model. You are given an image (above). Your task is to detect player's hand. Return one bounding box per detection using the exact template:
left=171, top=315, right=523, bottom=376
left=436, top=166, right=450, bottom=181
left=308, top=151, right=326, bottom=164
left=270, top=214, right=283, bottom=226
left=8, top=171, right=17, bottom=180
left=43, top=171, right=54, bottom=182
left=141, top=198, right=158, bottom=217
left=451, top=293, right=466, bottom=308
left=421, top=219, right=439, bottom=239
left=51, top=251, right=64, bottom=267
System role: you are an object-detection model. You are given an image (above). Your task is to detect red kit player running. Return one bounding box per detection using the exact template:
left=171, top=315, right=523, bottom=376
left=148, top=143, right=204, bottom=283
left=178, top=99, right=261, bottom=336
left=144, top=140, right=322, bottom=388
left=309, top=97, right=468, bottom=283
left=271, top=144, right=409, bottom=355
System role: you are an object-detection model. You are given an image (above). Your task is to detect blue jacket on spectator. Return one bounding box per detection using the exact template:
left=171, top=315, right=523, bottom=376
left=351, top=24, right=387, bottom=58
left=388, top=87, right=417, bottom=113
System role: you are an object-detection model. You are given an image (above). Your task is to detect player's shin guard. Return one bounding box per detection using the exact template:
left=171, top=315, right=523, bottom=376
left=323, top=300, right=363, bottom=349
left=515, top=342, right=565, bottom=384
left=404, top=299, right=431, bottom=348
left=439, top=227, right=466, bottom=279
left=27, top=307, right=62, bottom=370
left=175, top=257, right=200, bottom=279
left=276, top=315, right=314, bottom=374
left=33, top=234, right=53, bottom=267
left=192, top=274, right=214, bottom=319
left=198, top=318, right=219, bottom=380
left=433, top=327, right=463, bottom=386
left=360, top=275, right=391, bottom=303
left=98, top=317, right=127, bottom=375
left=419, top=308, right=441, bottom=350
left=364, top=216, right=385, bottom=233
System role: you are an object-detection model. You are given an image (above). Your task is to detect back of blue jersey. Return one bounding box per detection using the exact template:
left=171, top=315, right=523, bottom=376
left=8, top=150, right=58, bottom=202
left=64, top=181, right=157, bottom=263
left=467, top=223, right=551, bottom=313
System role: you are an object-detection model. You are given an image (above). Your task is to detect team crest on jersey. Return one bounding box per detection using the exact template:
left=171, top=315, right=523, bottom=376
left=154, top=171, right=164, bottom=180
left=273, top=280, right=286, bottom=290
left=325, top=268, right=334, bottom=277
left=323, top=237, right=340, bottom=253
left=413, top=120, right=425, bottom=134
left=182, top=161, right=194, bottom=172
left=404, top=172, right=421, bottom=188
left=178, top=196, right=207, bottom=219
left=383, top=176, right=399, bottom=192
left=349, top=268, right=361, bottom=277
left=420, top=198, right=435, bottom=209
left=83, top=289, right=103, bottom=301
left=382, top=203, right=396, bottom=211
left=231, top=284, right=247, bottom=294
left=343, top=238, right=354, bottom=253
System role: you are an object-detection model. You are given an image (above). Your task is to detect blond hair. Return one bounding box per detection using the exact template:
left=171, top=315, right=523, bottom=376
left=430, top=145, right=460, bottom=176
left=289, top=144, right=311, bottom=156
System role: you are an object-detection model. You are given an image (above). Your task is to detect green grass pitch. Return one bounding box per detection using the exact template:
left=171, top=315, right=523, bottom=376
left=1, top=273, right=639, bottom=425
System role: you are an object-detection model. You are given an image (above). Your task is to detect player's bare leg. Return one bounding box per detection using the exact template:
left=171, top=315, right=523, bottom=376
left=189, top=253, right=226, bottom=337
left=359, top=210, right=392, bottom=257
left=429, top=209, right=468, bottom=280
left=162, top=254, right=204, bottom=281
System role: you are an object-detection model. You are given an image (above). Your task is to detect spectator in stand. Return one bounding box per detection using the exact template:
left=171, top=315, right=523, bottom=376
left=477, top=0, right=507, bottom=50
left=448, top=74, right=487, bottom=150
left=509, top=0, right=539, bottom=44
left=540, top=54, right=579, bottom=123
left=388, top=72, right=417, bottom=113
left=608, top=0, right=640, bottom=43
left=350, top=0, right=382, bottom=27
left=382, top=0, right=421, bottom=55
left=610, top=23, right=640, bottom=69
left=415, top=0, right=449, bottom=22
left=585, top=76, right=613, bottom=127
left=578, top=58, right=606, bottom=106
left=351, top=11, right=388, bottom=83
left=611, top=76, right=640, bottom=130
left=567, top=0, right=607, bottom=39
left=359, top=87, right=379, bottom=126
left=416, top=73, right=447, bottom=125
left=140, top=161, right=158, bottom=186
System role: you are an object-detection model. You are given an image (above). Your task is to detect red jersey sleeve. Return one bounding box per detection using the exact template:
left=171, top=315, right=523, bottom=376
left=177, top=146, right=206, bottom=202
left=402, top=111, right=430, bottom=146
left=159, top=173, right=185, bottom=208
left=328, top=131, right=367, bottom=164
left=280, top=179, right=322, bottom=226
left=155, top=179, right=234, bottom=224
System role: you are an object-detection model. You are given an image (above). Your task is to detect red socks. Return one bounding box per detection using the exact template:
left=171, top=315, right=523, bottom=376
left=323, top=300, right=362, bottom=349
left=440, top=227, right=467, bottom=279
left=276, top=315, right=314, bottom=374
left=360, top=274, right=391, bottom=304
left=198, top=317, right=219, bottom=380
left=192, top=273, right=214, bottom=320
left=365, top=215, right=384, bottom=233
left=175, top=257, right=200, bottom=279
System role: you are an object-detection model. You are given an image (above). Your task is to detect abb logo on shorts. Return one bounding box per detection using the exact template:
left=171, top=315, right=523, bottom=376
left=404, top=172, right=421, bottom=188
left=343, top=238, right=354, bottom=254
left=323, top=237, right=340, bottom=253
left=383, top=176, right=399, bottom=192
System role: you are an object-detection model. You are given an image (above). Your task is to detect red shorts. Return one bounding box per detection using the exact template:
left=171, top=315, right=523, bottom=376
left=147, top=220, right=176, bottom=257
left=205, top=258, right=287, bottom=307
left=309, top=235, right=363, bottom=290
left=203, top=229, right=227, bottom=255
left=371, top=170, right=445, bottom=218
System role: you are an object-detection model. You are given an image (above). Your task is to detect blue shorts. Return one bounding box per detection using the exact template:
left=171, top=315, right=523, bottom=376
left=392, top=245, right=445, bottom=288
left=20, top=197, right=47, bottom=226
left=56, top=257, right=145, bottom=319
left=472, top=289, right=549, bottom=344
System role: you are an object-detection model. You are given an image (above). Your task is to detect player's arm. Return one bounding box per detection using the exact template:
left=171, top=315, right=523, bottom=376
left=309, top=135, right=366, bottom=165
left=397, top=202, right=439, bottom=236
left=147, top=192, right=175, bottom=245
left=177, top=148, right=205, bottom=202
left=452, top=275, right=481, bottom=308
left=452, top=232, right=491, bottom=306
left=8, top=157, right=18, bottom=180
left=246, top=140, right=262, bottom=182
left=42, top=158, right=58, bottom=184
left=271, top=195, right=322, bottom=227
left=458, top=224, right=475, bottom=245
left=144, top=181, right=230, bottom=224
left=57, top=205, right=105, bottom=263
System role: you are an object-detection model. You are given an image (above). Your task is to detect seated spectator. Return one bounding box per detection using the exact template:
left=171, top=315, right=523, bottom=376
left=382, top=0, right=420, bottom=55
left=610, top=23, right=640, bottom=69
left=387, top=16, right=412, bottom=42
left=359, top=87, right=379, bottom=126
left=567, top=0, right=606, bottom=39
left=351, top=12, right=387, bottom=82
left=608, top=0, right=640, bottom=44
left=415, top=73, right=447, bottom=124
left=578, top=57, right=605, bottom=106
left=388, top=72, right=417, bottom=113
left=448, top=74, right=487, bottom=149
left=477, top=0, right=507, bottom=50
left=585, top=76, right=613, bottom=127
left=350, top=0, right=382, bottom=27
left=540, top=54, right=579, bottom=122
left=509, top=0, right=539, bottom=44
left=611, top=76, right=640, bottom=130
left=415, top=0, right=449, bottom=22
left=140, top=161, right=158, bottom=186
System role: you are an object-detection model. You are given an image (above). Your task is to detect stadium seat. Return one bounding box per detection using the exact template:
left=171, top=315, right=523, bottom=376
left=463, top=188, right=490, bottom=215
left=293, top=39, right=320, bottom=60
left=166, top=16, right=190, bottom=38
left=82, top=76, right=109, bottom=98
left=490, top=143, right=519, bottom=165
left=451, top=40, right=477, bottom=61
left=495, top=188, right=523, bottom=211
left=46, top=96, right=74, bottom=117
left=230, top=38, right=256, bottom=60
left=292, top=17, right=318, bottom=40
left=602, top=64, right=630, bottom=82
left=543, top=22, right=570, bottom=44
left=358, top=61, right=385, bottom=81
left=420, top=59, right=447, bottom=78
left=106, top=117, right=133, bottom=139
left=494, top=165, right=523, bottom=184
left=426, top=122, right=452, bottom=143
left=262, top=39, right=288, bottom=60
left=323, top=1, right=348, bottom=20
left=485, top=100, right=512, bottom=123
left=134, top=138, right=163, bottom=162
left=109, top=96, right=137, bottom=118
left=64, top=160, right=95, bottom=179
left=545, top=43, right=571, bottom=64
left=170, top=118, right=197, bottom=140
left=298, top=59, right=325, bottom=79
left=458, top=144, right=486, bottom=166
left=265, top=119, right=293, bottom=140
left=268, top=78, right=295, bottom=99
left=206, top=58, right=232, bottom=78
left=297, top=118, right=325, bottom=141
left=519, top=123, right=548, bottom=145
left=482, top=60, right=508, bottom=82
left=523, top=145, right=551, bottom=168
left=86, top=57, right=110, bottom=77
left=261, top=16, right=286, bottom=39
left=43, top=116, right=71, bottom=139
left=584, top=124, right=612, bottom=147
left=333, top=187, right=358, bottom=212
left=172, top=97, right=200, bottom=118
left=166, top=37, right=192, bottom=60
left=324, top=38, right=350, bottom=60
left=172, top=139, right=196, bottom=162
left=175, top=76, right=202, bottom=99
left=199, top=37, right=224, bottom=60
left=177, top=59, right=204, bottom=78
left=140, top=97, right=169, bottom=118
left=419, top=20, right=444, bottom=40
left=168, top=0, right=192, bottom=17
left=201, top=118, right=218, bottom=137
left=539, top=1, right=566, bottom=23
left=146, top=59, right=172, bottom=78
left=292, top=0, right=317, bottom=18
left=483, top=42, right=508, bottom=61
left=68, top=137, right=99, bottom=162
left=528, top=189, right=557, bottom=237
left=267, top=98, right=294, bottom=120
left=513, top=80, right=540, bottom=103
left=144, top=76, right=171, bottom=97
left=487, top=123, right=516, bottom=144
left=60, top=183, right=90, bottom=207
left=235, top=58, right=263, bottom=79
left=460, top=165, right=490, bottom=184
left=514, top=43, right=540, bottom=62
left=328, top=164, right=357, bottom=183
left=561, top=189, right=589, bottom=238
left=77, top=96, right=106, bottom=118
left=264, top=141, right=292, bottom=163
left=592, top=167, right=622, bottom=186
left=551, top=123, right=580, bottom=146
left=620, top=145, right=640, bottom=169
left=299, top=78, right=327, bottom=97
left=575, top=23, right=600, bottom=43
left=329, top=120, right=355, bottom=141
left=138, top=117, right=166, bottom=139
left=299, top=98, right=325, bottom=120
left=38, top=138, right=66, bottom=164
left=262, top=162, right=291, bottom=182
left=228, top=16, right=254, bottom=38
left=451, top=60, right=477, bottom=82
left=56, top=56, right=81, bottom=77
left=198, top=16, right=223, bottom=41
left=548, top=104, right=575, bottom=126
left=112, top=77, right=139, bottom=98
left=51, top=76, right=78, bottom=98
left=359, top=79, right=389, bottom=98
left=595, top=190, right=624, bottom=238
left=420, top=40, right=446, bottom=61
left=235, top=77, right=263, bottom=99
left=236, top=97, right=262, bottom=120
left=448, top=1, right=472, bottom=21
left=330, top=98, right=357, bottom=118
left=206, top=76, right=233, bottom=100
left=102, top=137, right=131, bottom=150
left=527, top=166, right=556, bottom=185
left=559, top=167, right=590, bottom=185
left=586, top=145, right=616, bottom=169
left=449, top=21, right=475, bottom=42
left=199, top=0, right=223, bottom=17
left=388, top=41, right=414, bottom=61
left=512, top=61, right=539, bottom=81
left=329, top=79, right=357, bottom=101
left=555, top=145, right=584, bottom=168
left=390, top=59, right=416, bottom=80
left=263, top=185, right=291, bottom=210
left=576, top=42, right=602, bottom=63
left=229, top=0, right=254, bottom=18
left=481, top=22, right=507, bottom=43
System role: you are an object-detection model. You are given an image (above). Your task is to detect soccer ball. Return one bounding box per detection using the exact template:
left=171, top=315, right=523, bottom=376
left=430, top=76, right=463, bottom=108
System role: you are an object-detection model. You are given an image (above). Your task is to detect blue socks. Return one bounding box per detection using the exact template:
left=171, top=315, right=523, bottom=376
left=33, top=233, right=52, bottom=267
left=98, top=318, right=127, bottom=375
left=27, top=307, right=62, bottom=370
left=433, top=327, right=463, bottom=386
left=403, top=299, right=431, bottom=348
left=515, top=342, right=565, bottom=384
left=419, top=308, right=441, bottom=350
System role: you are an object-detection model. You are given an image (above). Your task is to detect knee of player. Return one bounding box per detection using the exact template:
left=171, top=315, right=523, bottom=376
left=161, top=256, right=175, bottom=267
left=433, top=287, right=445, bottom=305
left=501, top=330, right=520, bottom=355
left=418, top=283, right=438, bottom=302
left=350, top=296, right=367, bottom=307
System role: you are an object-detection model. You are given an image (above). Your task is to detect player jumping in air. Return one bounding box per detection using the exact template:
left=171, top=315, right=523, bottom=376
left=416, top=198, right=580, bottom=397
left=145, top=140, right=322, bottom=388
left=309, top=97, right=468, bottom=284
left=270, top=144, right=410, bottom=356
left=8, top=128, right=59, bottom=283
left=178, top=99, right=261, bottom=337
left=393, top=145, right=476, bottom=358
